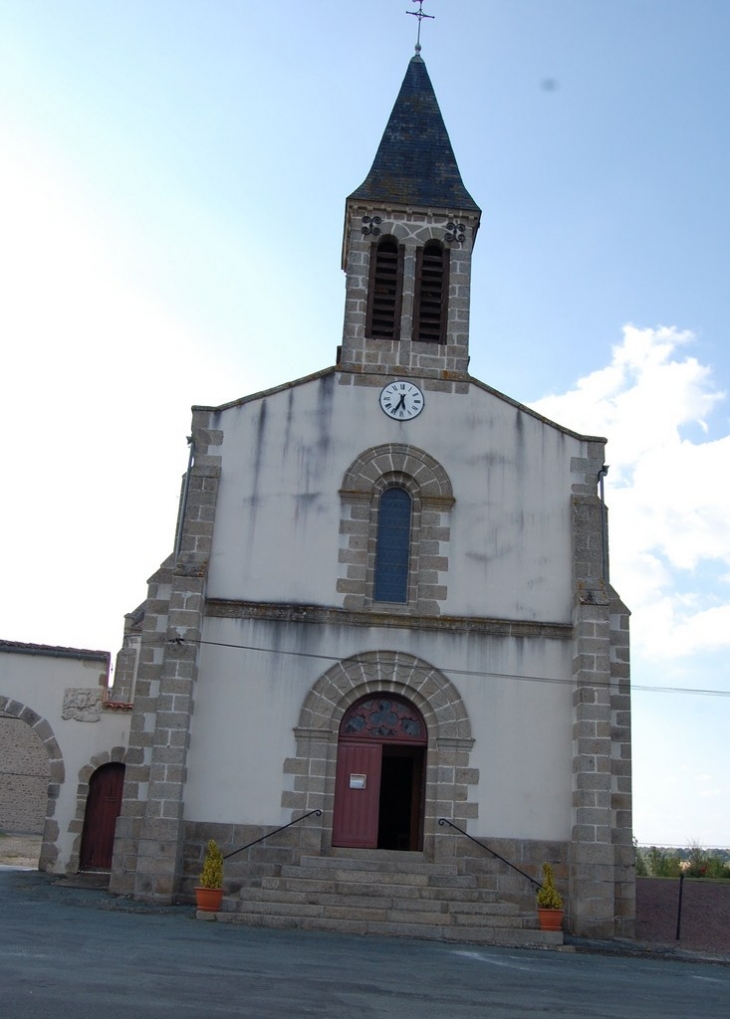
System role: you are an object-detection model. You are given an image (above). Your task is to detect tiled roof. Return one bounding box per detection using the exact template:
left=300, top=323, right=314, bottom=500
left=0, top=639, right=110, bottom=661
left=348, top=55, right=480, bottom=213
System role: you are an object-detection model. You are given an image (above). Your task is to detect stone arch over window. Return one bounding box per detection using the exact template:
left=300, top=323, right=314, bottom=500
left=68, top=746, right=128, bottom=873
left=0, top=696, right=64, bottom=870
left=338, top=444, right=454, bottom=614
left=365, top=235, right=404, bottom=341
left=282, top=650, right=477, bottom=858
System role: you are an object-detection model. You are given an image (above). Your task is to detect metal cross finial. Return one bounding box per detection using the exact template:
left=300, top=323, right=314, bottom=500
left=407, top=1, right=434, bottom=54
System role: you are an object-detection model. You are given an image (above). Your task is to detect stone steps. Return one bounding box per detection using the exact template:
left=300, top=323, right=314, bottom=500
left=208, top=849, right=562, bottom=949
left=214, top=909, right=563, bottom=949
left=236, top=888, right=522, bottom=921
left=308, top=849, right=463, bottom=874
left=228, top=898, right=527, bottom=928
left=261, top=878, right=504, bottom=906
left=278, top=865, right=432, bottom=887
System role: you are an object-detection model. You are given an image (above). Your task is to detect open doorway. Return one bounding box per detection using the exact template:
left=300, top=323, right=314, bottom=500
left=378, top=745, right=425, bottom=851
left=332, top=695, right=427, bottom=851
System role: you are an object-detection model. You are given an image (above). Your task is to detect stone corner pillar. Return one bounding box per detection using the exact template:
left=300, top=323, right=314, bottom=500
left=569, top=489, right=634, bottom=938
left=110, top=426, right=222, bottom=903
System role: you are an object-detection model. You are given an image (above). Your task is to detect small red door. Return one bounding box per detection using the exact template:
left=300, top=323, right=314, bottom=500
left=332, top=742, right=382, bottom=848
left=79, top=762, right=125, bottom=870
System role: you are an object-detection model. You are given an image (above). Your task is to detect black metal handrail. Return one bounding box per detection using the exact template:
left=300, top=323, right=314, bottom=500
left=438, top=818, right=542, bottom=891
left=224, top=809, right=323, bottom=861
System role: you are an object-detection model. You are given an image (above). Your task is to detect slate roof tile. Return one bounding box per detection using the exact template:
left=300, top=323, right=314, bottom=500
left=349, top=55, right=480, bottom=213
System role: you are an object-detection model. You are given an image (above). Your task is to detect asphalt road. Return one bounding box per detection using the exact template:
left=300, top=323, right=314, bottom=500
left=1, top=869, right=728, bottom=1018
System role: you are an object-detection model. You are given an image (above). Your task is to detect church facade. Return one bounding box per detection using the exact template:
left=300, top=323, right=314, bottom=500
left=108, top=55, right=633, bottom=942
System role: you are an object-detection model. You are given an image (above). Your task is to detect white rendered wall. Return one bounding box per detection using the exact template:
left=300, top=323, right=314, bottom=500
left=183, top=616, right=573, bottom=842
left=206, top=373, right=587, bottom=623
left=0, top=650, right=131, bottom=871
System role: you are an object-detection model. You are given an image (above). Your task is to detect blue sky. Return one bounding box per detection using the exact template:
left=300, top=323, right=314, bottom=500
left=1, top=1, right=728, bottom=847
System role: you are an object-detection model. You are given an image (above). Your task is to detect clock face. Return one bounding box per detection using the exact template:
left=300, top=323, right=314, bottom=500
left=379, top=381, right=424, bottom=421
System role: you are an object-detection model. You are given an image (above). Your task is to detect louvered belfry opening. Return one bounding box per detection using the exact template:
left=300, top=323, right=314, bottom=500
left=366, top=237, right=403, bottom=340
left=414, top=241, right=449, bottom=343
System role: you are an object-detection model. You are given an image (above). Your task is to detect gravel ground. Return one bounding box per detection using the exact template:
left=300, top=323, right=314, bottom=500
left=0, top=833, right=40, bottom=868
left=1, top=835, right=727, bottom=955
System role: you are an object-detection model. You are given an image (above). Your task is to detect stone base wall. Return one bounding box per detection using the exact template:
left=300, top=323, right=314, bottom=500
left=180, top=818, right=323, bottom=902
left=179, top=821, right=568, bottom=907
left=178, top=820, right=598, bottom=932
left=109, top=814, right=143, bottom=896
left=445, top=833, right=570, bottom=917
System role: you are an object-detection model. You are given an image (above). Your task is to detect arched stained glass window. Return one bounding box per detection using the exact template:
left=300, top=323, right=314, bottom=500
left=340, top=695, right=426, bottom=742
left=374, top=487, right=411, bottom=603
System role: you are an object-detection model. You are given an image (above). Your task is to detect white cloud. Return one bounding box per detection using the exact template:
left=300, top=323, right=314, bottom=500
left=533, top=325, right=723, bottom=481
left=0, top=131, right=240, bottom=657
left=531, top=325, right=730, bottom=662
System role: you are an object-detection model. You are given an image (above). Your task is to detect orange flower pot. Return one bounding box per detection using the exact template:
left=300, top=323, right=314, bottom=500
left=537, top=907, right=564, bottom=931
left=195, top=887, right=223, bottom=912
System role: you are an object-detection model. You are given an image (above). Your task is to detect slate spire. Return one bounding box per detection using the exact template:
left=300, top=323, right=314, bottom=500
left=349, top=55, right=480, bottom=213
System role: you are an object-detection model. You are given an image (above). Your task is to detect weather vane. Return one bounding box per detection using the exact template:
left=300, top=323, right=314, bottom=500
left=407, top=1, right=434, bottom=54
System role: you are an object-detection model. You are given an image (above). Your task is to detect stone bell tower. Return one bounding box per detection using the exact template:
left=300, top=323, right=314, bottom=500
left=339, top=54, right=481, bottom=380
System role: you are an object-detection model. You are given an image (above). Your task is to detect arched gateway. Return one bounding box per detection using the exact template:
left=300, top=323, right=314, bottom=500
left=333, top=695, right=427, bottom=851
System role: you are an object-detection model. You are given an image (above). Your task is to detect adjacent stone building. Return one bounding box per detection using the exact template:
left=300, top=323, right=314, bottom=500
left=98, top=53, right=633, bottom=941
left=0, top=640, right=131, bottom=871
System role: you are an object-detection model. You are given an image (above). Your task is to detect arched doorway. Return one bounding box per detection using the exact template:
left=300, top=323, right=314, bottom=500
left=332, top=695, right=426, bottom=851
left=79, top=762, right=125, bottom=870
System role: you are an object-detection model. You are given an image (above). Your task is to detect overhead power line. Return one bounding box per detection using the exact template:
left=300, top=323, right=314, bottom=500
left=138, top=634, right=730, bottom=699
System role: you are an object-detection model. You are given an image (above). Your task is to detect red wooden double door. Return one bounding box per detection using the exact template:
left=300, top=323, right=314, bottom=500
left=332, top=695, right=427, bottom=851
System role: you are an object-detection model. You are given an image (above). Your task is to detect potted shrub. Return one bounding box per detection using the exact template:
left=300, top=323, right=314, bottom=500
left=195, top=839, right=224, bottom=912
left=536, top=862, right=564, bottom=931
